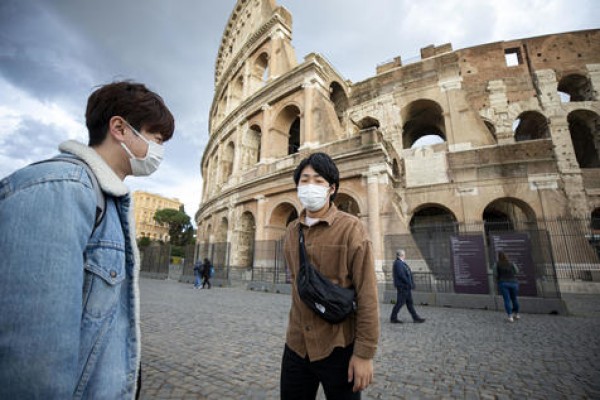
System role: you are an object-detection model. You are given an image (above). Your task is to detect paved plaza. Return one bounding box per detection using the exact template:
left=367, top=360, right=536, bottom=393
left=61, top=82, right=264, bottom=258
left=139, top=278, right=600, bottom=399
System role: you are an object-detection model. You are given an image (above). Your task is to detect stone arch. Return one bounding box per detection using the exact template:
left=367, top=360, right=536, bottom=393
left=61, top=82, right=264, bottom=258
left=567, top=109, right=600, bottom=168
left=409, top=204, right=458, bottom=277
left=270, top=104, right=301, bottom=158
left=242, top=124, right=261, bottom=169
left=288, top=117, right=300, bottom=155
left=216, top=217, right=228, bottom=242
left=210, top=153, right=219, bottom=193
left=222, top=141, right=235, bottom=181
left=269, top=202, right=299, bottom=227
left=205, top=223, right=212, bottom=243
left=409, top=204, right=458, bottom=231
left=334, top=192, right=361, bottom=216
left=558, top=73, right=595, bottom=102
left=203, top=157, right=213, bottom=199
left=237, top=211, right=256, bottom=268
left=482, top=118, right=497, bottom=140
left=230, top=74, right=244, bottom=110
left=216, top=92, right=227, bottom=123
left=482, top=197, right=537, bottom=233
left=513, top=111, right=549, bottom=142
left=401, top=99, right=446, bottom=149
left=329, top=81, right=348, bottom=124
left=265, top=202, right=299, bottom=240
left=251, top=52, right=269, bottom=92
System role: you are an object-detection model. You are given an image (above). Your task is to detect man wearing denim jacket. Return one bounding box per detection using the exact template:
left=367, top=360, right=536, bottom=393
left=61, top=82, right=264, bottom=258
left=0, top=81, right=175, bottom=399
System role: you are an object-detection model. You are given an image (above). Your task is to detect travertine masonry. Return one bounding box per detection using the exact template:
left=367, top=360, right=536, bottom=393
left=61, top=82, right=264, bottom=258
left=196, top=0, right=600, bottom=274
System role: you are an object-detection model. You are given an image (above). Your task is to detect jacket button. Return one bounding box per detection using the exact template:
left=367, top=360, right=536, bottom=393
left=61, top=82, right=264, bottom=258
left=110, top=270, right=117, bottom=278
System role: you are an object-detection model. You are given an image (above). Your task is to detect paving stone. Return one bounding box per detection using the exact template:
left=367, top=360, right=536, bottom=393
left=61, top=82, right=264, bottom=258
left=138, top=279, right=600, bottom=399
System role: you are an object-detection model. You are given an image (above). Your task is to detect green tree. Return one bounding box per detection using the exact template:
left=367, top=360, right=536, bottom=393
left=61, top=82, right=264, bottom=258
left=154, top=206, right=195, bottom=247
left=137, top=236, right=152, bottom=248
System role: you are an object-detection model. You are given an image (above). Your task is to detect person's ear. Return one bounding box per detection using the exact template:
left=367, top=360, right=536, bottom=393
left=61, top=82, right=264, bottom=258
left=107, top=116, right=127, bottom=143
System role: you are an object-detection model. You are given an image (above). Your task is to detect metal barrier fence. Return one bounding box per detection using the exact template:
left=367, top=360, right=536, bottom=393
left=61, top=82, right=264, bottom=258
left=139, top=244, right=171, bottom=278
left=251, top=240, right=290, bottom=283
left=181, top=243, right=198, bottom=278
left=385, top=229, right=561, bottom=298
left=382, top=271, right=560, bottom=298
left=140, top=218, right=599, bottom=290
left=543, top=218, right=600, bottom=280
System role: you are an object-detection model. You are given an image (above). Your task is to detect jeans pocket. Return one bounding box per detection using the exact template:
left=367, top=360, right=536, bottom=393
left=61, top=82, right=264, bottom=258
left=83, top=245, right=126, bottom=319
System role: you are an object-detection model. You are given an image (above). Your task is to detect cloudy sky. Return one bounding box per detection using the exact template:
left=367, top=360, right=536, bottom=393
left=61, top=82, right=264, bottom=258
left=1, top=0, right=597, bottom=222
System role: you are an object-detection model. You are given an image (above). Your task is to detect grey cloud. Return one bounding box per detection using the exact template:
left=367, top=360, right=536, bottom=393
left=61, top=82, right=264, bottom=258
left=0, top=117, right=64, bottom=178
left=0, top=1, right=105, bottom=102
left=1, top=0, right=597, bottom=216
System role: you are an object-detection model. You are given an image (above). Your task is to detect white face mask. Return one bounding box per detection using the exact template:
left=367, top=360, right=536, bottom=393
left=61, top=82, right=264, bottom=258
left=297, top=184, right=331, bottom=212
left=121, top=123, right=164, bottom=176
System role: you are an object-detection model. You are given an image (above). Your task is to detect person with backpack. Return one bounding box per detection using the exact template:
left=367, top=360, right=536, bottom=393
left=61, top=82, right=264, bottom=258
left=0, top=81, right=175, bottom=399
left=193, top=259, right=203, bottom=289
left=202, top=258, right=213, bottom=289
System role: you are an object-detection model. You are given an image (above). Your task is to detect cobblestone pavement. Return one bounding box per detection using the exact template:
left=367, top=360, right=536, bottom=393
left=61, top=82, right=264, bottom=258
left=139, top=278, right=600, bottom=399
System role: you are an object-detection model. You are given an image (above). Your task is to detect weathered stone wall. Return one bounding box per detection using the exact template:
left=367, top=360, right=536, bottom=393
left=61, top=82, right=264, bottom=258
left=197, top=0, right=600, bottom=273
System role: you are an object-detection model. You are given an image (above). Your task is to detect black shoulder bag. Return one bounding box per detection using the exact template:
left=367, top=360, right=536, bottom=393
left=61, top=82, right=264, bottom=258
left=296, top=225, right=356, bottom=324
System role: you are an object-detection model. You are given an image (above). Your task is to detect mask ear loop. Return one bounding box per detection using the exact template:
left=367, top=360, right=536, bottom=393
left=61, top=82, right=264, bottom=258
left=122, top=121, right=154, bottom=160
left=121, top=142, right=136, bottom=158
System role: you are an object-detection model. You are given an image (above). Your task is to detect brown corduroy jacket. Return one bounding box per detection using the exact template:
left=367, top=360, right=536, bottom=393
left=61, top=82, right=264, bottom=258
left=283, top=204, right=380, bottom=362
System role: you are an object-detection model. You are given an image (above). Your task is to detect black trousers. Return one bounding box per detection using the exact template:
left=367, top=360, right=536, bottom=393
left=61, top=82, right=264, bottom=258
left=280, top=344, right=360, bottom=400
left=202, top=276, right=211, bottom=288
left=390, top=289, right=419, bottom=321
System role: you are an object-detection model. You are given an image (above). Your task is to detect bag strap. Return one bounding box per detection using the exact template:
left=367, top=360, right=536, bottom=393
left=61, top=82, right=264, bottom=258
left=298, top=224, right=308, bottom=269
left=32, top=155, right=106, bottom=232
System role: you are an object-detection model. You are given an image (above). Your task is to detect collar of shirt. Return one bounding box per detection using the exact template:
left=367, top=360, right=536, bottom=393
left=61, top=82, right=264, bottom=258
left=298, top=203, right=337, bottom=227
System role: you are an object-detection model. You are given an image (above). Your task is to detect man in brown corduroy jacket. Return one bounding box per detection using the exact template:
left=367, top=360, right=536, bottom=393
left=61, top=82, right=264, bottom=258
left=280, top=152, right=380, bottom=400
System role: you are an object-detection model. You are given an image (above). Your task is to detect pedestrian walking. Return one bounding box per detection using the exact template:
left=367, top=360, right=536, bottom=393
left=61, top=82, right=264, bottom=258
left=280, top=152, right=380, bottom=399
left=202, top=258, right=213, bottom=289
left=193, top=259, right=203, bottom=289
left=390, top=249, right=426, bottom=324
left=0, top=81, right=175, bottom=398
left=494, top=251, right=521, bottom=322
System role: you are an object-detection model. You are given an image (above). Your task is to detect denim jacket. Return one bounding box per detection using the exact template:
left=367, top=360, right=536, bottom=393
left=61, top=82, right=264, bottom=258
left=0, top=140, right=141, bottom=399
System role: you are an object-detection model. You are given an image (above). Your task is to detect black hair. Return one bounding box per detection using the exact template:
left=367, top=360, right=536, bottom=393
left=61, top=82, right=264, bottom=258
left=86, top=81, right=175, bottom=146
left=293, top=152, right=339, bottom=203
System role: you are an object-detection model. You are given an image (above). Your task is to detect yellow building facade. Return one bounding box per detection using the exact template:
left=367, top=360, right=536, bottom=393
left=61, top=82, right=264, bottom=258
left=133, top=191, right=182, bottom=241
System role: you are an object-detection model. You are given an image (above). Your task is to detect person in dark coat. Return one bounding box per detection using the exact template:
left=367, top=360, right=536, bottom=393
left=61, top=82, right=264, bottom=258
left=202, top=258, right=212, bottom=289
left=390, top=249, right=425, bottom=324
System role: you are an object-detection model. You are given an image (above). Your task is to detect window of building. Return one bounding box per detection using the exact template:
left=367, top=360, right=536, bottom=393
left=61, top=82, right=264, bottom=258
left=504, top=48, right=522, bottom=67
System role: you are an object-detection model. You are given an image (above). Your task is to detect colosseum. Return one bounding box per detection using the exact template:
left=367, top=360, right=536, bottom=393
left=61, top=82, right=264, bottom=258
left=194, top=0, right=600, bottom=300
